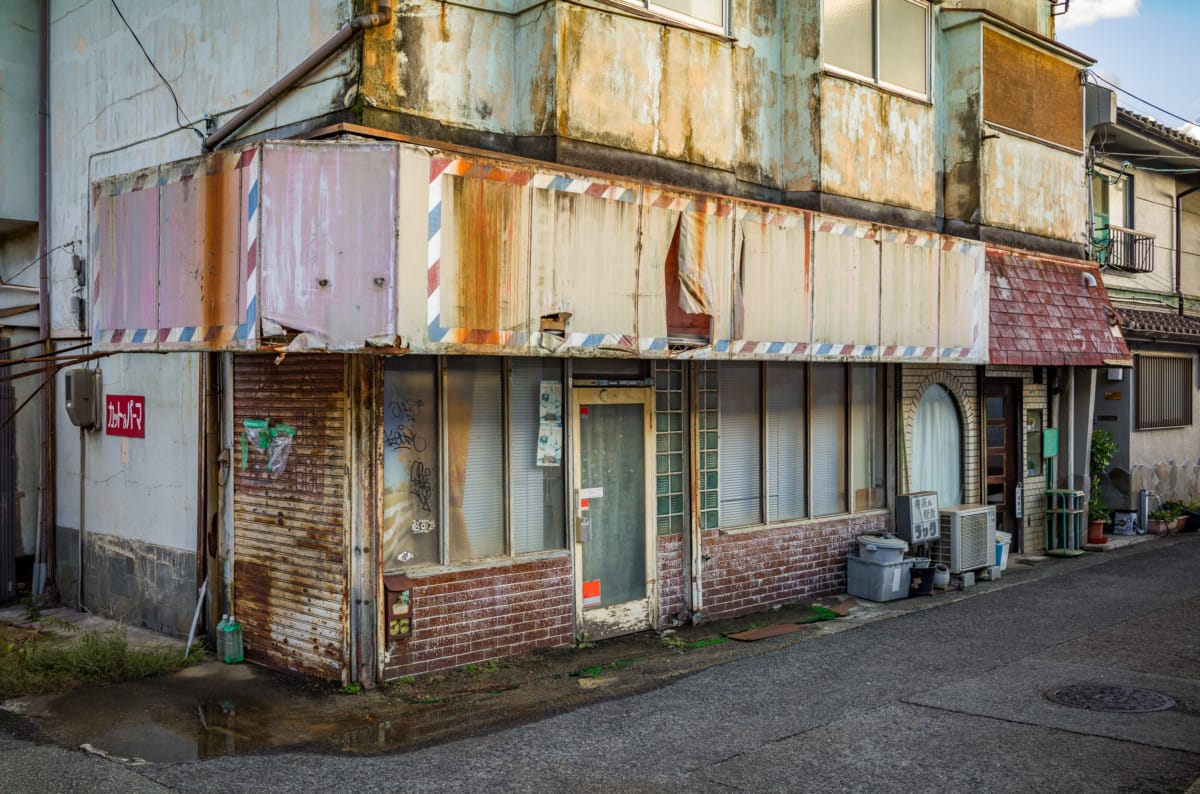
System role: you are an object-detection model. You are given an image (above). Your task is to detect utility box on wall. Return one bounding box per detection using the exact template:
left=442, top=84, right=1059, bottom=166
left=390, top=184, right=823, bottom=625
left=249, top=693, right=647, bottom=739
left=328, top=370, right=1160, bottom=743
left=64, top=368, right=100, bottom=429
left=383, top=574, right=412, bottom=643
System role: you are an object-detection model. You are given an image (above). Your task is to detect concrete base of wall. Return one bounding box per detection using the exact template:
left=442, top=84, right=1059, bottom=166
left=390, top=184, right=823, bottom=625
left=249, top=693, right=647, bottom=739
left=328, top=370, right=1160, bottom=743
left=1131, top=462, right=1200, bottom=506
left=57, top=528, right=197, bottom=636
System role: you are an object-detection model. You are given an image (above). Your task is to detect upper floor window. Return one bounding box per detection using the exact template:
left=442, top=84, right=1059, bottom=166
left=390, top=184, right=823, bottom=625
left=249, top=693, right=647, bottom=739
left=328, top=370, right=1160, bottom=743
left=824, top=0, right=930, bottom=96
left=1091, top=168, right=1154, bottom=272
left=615, top=1, right=727, bottom=33
left=1135, top=355, right=1193, bottom=431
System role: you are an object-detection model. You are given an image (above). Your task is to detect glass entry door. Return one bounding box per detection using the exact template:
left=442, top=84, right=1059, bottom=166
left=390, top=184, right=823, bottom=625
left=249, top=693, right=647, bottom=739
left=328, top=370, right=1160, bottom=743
left=571, top=387, right=656, bottom=639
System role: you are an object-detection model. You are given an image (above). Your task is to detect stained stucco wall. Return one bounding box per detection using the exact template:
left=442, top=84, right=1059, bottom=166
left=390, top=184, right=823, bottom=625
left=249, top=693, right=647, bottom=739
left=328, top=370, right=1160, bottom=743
left=47, top=0, right=354, bottom=613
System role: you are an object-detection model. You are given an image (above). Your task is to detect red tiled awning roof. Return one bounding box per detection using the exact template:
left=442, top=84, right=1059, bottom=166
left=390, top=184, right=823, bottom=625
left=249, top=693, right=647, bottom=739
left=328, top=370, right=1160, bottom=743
left=1115, top=307, right=1200, bottom=341
left=988, top=248, right=1131, bottom=367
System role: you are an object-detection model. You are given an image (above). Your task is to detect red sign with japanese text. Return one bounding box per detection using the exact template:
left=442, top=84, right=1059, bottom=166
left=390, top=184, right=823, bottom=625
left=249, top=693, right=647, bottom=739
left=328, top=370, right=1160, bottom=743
left=105, top=395, right=145, bottom=438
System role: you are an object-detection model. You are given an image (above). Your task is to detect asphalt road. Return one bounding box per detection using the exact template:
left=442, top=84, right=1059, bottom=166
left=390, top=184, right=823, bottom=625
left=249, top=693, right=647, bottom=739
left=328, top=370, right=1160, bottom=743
left=6, top=535, right=1200, bottom=793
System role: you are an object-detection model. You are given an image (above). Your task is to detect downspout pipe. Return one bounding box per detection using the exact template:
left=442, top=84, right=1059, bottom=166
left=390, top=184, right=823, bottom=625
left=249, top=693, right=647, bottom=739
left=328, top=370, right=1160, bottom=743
left=1177, top=182, right=1200, bottom=315
left=34, top=0, right=56, bottom=598
left=203, top=1, right=392, bottom=152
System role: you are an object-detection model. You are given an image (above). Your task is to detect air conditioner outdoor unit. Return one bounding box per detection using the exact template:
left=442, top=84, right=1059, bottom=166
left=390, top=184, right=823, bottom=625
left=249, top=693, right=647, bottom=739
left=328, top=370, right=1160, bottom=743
left=932, top=505, right=996, bottom=574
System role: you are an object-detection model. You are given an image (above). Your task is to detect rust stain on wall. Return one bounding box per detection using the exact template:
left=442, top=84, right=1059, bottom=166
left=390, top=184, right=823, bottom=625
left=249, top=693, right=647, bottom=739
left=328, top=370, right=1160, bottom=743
left=450, top=176, right=522, bottom=332
left=983, top=29, right=1082, bottom=151
left=200, top=155, right=232, bottom=331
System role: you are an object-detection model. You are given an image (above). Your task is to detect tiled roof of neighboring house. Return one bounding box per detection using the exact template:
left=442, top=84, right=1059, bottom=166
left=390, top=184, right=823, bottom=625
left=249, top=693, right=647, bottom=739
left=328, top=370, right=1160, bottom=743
left=1114, top=307, right=1200, bottom=340
left=1116, top=108, right=1200, bottom=155
left=988, top=248, right=1131, bottom=366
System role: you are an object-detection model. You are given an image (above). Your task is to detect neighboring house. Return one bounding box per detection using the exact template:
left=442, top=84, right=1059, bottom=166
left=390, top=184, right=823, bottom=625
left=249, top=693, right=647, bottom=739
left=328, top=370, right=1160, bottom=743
left=0, top=0, right=1128, bottom=685
left=1086, top=86, right=1200, bottom=510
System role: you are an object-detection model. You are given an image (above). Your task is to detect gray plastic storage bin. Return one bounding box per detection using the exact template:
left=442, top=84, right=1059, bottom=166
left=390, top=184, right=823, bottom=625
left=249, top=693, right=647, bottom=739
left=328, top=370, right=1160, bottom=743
left=855, top=533, right=908, bottom=564
left=846, top=555, right=913, bottom=602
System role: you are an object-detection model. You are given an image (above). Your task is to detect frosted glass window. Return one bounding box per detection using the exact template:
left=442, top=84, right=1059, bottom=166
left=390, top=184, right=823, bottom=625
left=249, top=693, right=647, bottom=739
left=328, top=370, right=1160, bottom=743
left=618, top=1, right=726, bottom=30
left=447, top=359, right=505, bottom=561
left=382, top=358, right=439, bottom=568
left=913, top=385, right=963, bottom=507
left=767, top=364, right=807, bottom=521
left=511, top=360, right=566, bottom=553
left=880, top=0, right=928, bottom=94
left=811, top=365, right=847, bottom=516
left=850, top=365, right=886, bottom=511
left=719, top=362, right=762, bottom=527
left=824, top=0, right=929, bottom=95
left=824, top=0, right=873, bottom=80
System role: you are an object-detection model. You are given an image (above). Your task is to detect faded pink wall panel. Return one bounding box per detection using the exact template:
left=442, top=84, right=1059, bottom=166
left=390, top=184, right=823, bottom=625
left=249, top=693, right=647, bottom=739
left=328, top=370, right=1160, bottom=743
left=259, top=143, right=397, bottom=348
left=96, top=187, right=158, bottom=331
left=158, top=158, right=243, bottom=329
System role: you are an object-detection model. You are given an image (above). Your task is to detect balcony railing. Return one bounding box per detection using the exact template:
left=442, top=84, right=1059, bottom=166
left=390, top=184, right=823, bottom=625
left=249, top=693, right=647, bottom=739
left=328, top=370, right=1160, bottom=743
left=1092, top=224, right=1155, bottom=273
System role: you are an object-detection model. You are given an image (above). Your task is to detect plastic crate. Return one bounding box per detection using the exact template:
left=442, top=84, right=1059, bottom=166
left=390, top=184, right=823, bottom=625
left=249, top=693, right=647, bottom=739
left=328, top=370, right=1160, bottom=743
left=846, top=555, right=913, bottom=602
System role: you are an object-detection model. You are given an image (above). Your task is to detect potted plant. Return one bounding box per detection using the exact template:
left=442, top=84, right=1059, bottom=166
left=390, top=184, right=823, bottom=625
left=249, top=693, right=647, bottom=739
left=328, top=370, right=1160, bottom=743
left=1148, top=507, right=1176, bottom=536
left=1087, top=429, right=1117, bottom=544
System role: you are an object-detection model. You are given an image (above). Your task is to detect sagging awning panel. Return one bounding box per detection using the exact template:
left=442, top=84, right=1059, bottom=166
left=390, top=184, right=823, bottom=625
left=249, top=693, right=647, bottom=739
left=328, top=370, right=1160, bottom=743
left=93, top=137, right=991, bottom=363
left=259, top=142, right=397, bottom=350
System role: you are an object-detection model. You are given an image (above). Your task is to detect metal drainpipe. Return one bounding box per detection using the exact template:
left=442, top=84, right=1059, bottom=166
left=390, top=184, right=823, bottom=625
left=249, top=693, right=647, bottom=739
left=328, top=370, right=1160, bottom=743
left=1177, top=183, right=1200, bottom=315
left=34, top=0, right=56, bottom=598
left=202, top=1, right=393, bottom=152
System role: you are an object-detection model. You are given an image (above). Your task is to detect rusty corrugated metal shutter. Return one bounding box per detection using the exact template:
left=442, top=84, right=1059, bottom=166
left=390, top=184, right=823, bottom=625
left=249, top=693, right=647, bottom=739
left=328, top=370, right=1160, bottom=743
left=233, top=354, right=347, bottom=679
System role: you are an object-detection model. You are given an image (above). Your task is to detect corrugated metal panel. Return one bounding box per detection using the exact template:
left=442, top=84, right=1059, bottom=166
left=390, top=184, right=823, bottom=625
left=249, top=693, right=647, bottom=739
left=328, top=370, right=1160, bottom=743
left=259, top=143, right=397, bottom=349
left=811, top=227, right=880, bottom=351
left=941, top=244, right=988, bottom=360
left=879, top=240, right=938, bottom=350
left=158, top=151, right=244, bottom=330
left=529, top=187, right=642, bottom=339
left=0, top=339, right=13, bottom=600
left=440, top=171, right=531, bottom=333
left=739, top=212, right=811, bottom=344
left=233, top=354, right=348, bottom=680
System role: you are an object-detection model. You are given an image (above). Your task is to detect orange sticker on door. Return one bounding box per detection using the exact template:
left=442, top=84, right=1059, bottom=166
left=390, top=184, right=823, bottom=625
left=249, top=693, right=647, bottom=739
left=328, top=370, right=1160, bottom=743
left=582, top=579, right=601, bottom=608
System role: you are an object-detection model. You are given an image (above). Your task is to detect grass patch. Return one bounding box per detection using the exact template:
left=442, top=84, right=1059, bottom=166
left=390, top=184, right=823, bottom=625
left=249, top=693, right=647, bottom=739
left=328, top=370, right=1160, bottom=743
left=0, top=624, right=201, bottom=699
left=569, top=657, right=643, bottom=679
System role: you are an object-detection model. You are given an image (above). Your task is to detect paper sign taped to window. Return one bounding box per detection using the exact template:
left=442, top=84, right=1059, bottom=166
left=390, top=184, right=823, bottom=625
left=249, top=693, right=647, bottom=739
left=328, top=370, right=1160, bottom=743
left=582, top=579, right=601, bottom=608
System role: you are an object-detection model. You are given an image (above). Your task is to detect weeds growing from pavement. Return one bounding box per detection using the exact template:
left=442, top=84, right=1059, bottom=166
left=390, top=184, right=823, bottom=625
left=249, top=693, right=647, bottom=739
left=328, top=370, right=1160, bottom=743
left=0, top=622, right=201, bottom=699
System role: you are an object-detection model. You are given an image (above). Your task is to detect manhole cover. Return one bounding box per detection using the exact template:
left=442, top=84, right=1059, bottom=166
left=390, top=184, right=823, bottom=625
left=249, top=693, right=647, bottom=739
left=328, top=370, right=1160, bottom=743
left=1044, top=684, right=1176, bottom=713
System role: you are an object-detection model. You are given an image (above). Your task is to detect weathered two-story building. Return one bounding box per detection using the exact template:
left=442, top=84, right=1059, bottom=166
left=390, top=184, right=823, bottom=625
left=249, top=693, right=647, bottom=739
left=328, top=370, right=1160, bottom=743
left=0, top=0, right=1129, bottom=684
left=1085, top=86, right=1200, bottom=510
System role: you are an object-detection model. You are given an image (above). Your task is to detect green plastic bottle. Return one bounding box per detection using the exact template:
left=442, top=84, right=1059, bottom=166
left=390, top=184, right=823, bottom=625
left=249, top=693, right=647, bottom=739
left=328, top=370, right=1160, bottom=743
left=215, top=614, right=229, bottom=660
left=222, top=615, right=244, bottom=664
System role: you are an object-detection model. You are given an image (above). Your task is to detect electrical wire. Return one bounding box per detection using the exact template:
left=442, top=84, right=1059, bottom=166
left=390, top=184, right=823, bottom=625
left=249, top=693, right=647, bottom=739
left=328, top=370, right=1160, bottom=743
left=110, top=0, right=204, bottom=140
left=4, top=242, right=76, bottom=285
left=1088, top=70, right=1198, bottom=129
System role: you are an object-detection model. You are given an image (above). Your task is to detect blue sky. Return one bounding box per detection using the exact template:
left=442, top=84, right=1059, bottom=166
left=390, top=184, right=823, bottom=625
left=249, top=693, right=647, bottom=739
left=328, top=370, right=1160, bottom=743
left=1056, top=0, right=1199, bottom=127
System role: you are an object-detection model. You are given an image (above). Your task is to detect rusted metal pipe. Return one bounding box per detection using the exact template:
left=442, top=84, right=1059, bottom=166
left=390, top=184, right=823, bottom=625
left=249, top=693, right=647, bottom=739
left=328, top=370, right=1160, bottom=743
left=34, top=0, right=57, bottom=598
left=203, top=2, right=392, bottom=151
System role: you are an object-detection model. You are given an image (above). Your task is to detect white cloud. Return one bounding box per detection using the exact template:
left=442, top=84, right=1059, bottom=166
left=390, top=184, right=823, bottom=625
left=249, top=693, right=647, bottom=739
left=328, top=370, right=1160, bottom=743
left=1056, top=0, right=1141, bottom=31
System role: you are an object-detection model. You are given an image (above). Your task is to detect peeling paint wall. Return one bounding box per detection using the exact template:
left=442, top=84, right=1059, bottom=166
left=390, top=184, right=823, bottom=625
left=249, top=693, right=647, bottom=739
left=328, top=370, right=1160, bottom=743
left=981, top=132, right=1086, bottom=241
left=819, top=77, right=937, bottom=214
left=556, top=4, right=735, bottom=171
left=50, top=0, right=352, bottom=621
left=364, top=2, right=795, bottom=192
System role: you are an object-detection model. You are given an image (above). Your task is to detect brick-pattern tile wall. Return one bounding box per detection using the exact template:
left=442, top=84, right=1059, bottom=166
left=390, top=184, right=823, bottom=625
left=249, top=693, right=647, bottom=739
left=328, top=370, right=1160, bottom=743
left=985, top=366, right=1048, bottom=553
left=900, top=366, right=981, bottom=502
left=657, top=533, right=686, bottom=625
left=382, top=555, right=574, bottom=680
left=698, top=513, right=888, bottom=622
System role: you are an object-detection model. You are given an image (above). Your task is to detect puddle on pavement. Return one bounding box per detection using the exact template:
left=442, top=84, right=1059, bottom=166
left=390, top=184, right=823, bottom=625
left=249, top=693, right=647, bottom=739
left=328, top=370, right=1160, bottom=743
left=4, top=662, right=416, bottom=762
